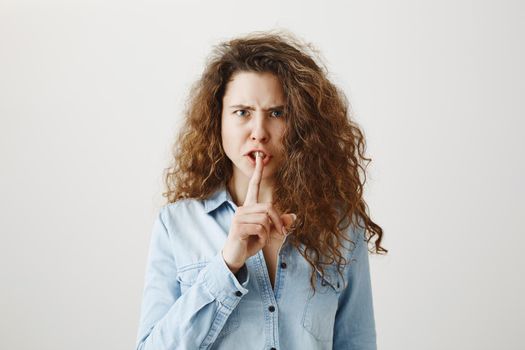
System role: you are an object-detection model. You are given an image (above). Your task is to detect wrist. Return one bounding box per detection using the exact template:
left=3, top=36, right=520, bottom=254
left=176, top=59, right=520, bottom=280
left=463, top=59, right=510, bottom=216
left=221, top=250, right=243, bottom=274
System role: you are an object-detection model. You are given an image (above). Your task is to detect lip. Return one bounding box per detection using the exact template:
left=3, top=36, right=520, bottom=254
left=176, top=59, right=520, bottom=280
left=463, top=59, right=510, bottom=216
left=245, top=154, right=272, bottom=166
left=244, top=149, right=272, bottom=165
left=244, top=149, right=271, bottom=157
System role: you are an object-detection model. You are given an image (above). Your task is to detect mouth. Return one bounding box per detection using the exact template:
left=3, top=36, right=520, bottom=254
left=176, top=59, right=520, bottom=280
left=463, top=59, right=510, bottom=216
left=245, top=152, right=272, bottom=166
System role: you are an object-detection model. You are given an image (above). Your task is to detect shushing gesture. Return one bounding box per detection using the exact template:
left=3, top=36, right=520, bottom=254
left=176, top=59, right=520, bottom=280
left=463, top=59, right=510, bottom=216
left=222, top=152, right=296, bottom=273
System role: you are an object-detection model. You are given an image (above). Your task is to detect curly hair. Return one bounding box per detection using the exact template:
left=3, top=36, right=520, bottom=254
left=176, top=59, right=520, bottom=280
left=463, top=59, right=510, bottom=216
left=163, top=29, right=388, bottom=291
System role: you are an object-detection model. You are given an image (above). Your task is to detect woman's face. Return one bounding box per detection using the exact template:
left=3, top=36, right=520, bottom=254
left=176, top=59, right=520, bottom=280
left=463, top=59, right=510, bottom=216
left=221, top=71, right=286, bottom=183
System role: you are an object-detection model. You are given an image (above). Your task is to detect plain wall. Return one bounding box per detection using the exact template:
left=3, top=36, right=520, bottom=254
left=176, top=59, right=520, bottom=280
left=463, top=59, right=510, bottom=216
left=1, top=0, right=524, bottom=349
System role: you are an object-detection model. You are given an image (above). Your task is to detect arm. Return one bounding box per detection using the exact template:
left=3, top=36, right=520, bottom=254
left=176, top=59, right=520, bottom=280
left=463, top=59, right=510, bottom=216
left=135, top=209, right=249, bottom=350
left=333, top=225, right=377, bottom=350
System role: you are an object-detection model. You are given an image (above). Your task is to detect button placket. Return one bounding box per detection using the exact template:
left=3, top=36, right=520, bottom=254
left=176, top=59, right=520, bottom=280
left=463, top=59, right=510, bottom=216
left=255, top=251, right=280, bottom=350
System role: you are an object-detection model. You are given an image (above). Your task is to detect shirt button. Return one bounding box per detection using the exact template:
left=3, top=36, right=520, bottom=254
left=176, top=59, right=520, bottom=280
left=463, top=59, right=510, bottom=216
left=235, top=291, right=243, bottom=297
left=270, top=348, right=276, bottom=350
left=268, top=305, right=275, bottom=312
left=280, top=262, right=287, bottom=269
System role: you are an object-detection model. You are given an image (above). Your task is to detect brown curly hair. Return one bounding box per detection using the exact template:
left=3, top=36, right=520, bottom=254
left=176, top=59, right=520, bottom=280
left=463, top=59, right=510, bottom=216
left=163, top=29, right=387, bottom=291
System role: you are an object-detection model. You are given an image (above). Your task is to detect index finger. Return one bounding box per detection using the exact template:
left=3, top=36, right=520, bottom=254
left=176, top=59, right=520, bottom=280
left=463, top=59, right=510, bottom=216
left=244, top=152, right=264, bottom=205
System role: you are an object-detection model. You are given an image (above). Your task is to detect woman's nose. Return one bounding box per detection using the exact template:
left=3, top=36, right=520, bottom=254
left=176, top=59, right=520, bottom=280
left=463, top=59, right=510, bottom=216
left=250, top=114, right=269, bottom=142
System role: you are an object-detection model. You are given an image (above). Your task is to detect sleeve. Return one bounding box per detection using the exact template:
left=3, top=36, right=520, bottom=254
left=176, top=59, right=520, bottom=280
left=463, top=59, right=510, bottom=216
left=135, top=209, right=250, bottom=350
left=333, top=224, right=377, bottom=350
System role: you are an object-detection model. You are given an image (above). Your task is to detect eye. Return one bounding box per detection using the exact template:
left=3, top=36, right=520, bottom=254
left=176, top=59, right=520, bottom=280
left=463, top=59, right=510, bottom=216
left=234, top=110, right=249, bottom=117
left=270, top=110, right=284, bottom=118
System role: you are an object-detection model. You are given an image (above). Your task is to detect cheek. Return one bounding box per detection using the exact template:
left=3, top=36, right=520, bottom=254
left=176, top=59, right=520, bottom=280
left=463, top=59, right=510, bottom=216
left=274, top=120, right=286, bottom=135
left=221, top=124, right=240, bottom=155
left=273, top=125, right=287, bottom=150
left=222, top=119, right=247, bottom=141
left=221, top=133, right=233, bottom=154
left=220, top=118, right=232, bottom=145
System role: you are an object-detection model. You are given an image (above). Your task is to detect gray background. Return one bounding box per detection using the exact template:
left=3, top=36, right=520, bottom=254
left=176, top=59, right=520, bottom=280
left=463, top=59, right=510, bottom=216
left=1, top=0, right=524, bottom=349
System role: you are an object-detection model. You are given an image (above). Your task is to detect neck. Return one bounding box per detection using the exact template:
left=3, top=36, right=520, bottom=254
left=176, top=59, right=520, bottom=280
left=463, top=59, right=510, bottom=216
left=227, top=174, right=275, bottom=206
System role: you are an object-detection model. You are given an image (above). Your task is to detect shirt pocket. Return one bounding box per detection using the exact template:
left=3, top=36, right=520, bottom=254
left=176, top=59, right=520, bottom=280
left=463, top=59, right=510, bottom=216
left=301, top=266, right=343, bottom=342
left=175, top=261, right=241, bottom=340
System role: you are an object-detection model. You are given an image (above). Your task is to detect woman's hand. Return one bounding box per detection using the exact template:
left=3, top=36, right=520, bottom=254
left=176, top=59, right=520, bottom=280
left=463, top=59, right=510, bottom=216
left=222, top=152, right=296, bottom=273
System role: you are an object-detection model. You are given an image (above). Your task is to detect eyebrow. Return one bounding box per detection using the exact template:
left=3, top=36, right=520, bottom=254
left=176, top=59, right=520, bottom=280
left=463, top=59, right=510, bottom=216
left=228, top=104, right=285, bottom=111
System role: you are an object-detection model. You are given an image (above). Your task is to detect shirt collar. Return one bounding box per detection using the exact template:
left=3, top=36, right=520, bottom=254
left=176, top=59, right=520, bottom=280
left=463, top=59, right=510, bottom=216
left=203, top=183, right=238, bottom=214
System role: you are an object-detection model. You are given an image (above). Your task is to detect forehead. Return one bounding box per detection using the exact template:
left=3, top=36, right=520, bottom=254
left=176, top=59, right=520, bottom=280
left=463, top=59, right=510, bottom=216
left=222, top=71, right=285, bottom=104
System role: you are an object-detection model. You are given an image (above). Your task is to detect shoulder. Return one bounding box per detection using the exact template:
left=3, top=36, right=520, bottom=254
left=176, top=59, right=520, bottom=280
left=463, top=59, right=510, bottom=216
left=339, top=216, right=367, bottom=256
left=157, top=198, right=206, bottom=230
left=337, top=218, right=370, bottom=274
left=159, top=198, right=205, bottom=216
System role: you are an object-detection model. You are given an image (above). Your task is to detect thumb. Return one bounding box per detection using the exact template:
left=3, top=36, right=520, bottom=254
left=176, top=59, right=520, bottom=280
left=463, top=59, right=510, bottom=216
left=280, top=213, right=297, bottom=232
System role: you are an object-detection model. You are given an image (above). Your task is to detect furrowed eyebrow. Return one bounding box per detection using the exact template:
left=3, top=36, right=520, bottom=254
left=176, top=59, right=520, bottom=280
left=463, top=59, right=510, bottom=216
left=229, top=104, right=284, bottom=111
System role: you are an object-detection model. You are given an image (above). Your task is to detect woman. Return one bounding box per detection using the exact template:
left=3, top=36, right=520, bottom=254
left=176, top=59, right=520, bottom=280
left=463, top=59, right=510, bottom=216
left=135, top=30, right=387, bottom=350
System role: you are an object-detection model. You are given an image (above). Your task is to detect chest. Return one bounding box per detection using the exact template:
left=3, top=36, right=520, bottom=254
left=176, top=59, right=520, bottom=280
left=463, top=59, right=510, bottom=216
left=262, top=241, right=282, bottom=289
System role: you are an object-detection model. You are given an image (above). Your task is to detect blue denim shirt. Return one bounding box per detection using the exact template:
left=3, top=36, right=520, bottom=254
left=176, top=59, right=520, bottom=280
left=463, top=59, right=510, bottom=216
left=135, top=184, right=377, bottom=350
